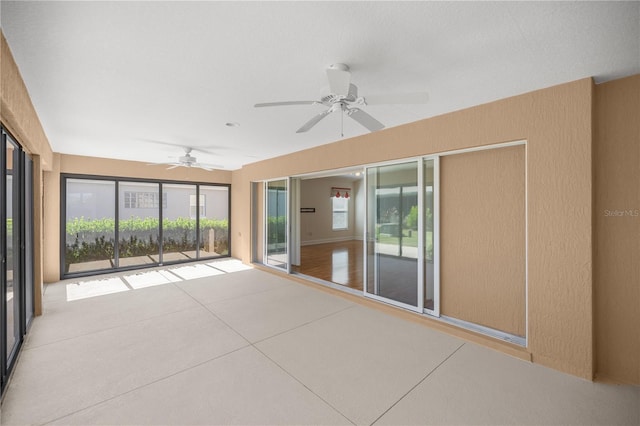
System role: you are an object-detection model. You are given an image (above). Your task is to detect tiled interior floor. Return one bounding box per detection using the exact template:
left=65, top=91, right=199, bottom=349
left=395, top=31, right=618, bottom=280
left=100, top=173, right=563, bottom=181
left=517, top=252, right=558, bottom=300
left=1, top=259, right=639, bottom=425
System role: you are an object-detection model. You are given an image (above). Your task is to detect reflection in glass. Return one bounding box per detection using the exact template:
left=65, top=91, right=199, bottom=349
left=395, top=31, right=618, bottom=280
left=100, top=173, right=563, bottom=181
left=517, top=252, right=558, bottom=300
left=266, top=180, right=287, bottom=269
left=161, top=183, right=197, bottom=262
left=424, top=159, right=435, bottom=311
left=65, top=179, right=116, bottom=273
left=5, top=141, right=20, bottom=361
left=199, top=185, right=229, bottom=257
left=366, top=162, right=419, bottom=307
left=118, top=182, right=159, bottom=267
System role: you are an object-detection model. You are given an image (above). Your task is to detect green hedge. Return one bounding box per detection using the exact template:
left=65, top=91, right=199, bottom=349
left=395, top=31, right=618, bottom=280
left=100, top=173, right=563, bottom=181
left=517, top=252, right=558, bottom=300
left=65, top=216, right=229, bottom=271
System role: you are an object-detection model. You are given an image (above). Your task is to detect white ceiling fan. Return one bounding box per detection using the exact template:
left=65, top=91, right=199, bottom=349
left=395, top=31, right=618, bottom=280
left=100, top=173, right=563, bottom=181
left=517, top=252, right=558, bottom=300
left=146, top=143, right=224, bottom=171
left=255, top=63, right=429, bottom=134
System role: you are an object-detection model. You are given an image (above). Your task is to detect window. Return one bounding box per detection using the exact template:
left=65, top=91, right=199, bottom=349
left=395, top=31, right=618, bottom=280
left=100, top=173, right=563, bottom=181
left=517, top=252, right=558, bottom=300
left=62, top=175, right=230, bottom=278
left=189, top=194, right=205, bottom=219
left=124, top=191, right=167, bottom=209
left=332, top=196, right=349, bottom=230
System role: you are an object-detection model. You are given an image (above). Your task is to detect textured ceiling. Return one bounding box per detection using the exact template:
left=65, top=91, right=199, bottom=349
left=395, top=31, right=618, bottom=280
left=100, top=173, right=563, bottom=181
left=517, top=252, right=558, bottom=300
left=2, top=1, right=639, bottom=170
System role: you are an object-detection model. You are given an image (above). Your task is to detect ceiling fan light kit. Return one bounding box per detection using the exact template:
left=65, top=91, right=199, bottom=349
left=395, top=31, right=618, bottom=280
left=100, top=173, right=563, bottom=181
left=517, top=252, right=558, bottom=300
left=254, top=63, right=429, bottom=134
left=147, top=145, right=224, bottom=171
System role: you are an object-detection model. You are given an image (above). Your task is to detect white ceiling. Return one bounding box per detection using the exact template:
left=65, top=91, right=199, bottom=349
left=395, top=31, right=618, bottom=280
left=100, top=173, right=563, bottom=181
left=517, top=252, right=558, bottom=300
left=2, top=1, right=639, bottom=170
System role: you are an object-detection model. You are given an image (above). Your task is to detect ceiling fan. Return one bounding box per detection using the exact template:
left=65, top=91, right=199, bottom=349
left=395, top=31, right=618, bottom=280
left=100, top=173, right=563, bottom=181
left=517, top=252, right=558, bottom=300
left=255, top=63, right=429, bottom=134
left=147, top=145, right=224, bottom=171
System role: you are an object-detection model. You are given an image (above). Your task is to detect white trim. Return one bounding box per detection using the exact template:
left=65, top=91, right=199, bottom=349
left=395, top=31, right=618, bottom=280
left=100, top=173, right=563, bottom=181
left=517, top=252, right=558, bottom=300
left=437, top=139, right=526, bottom=157
left=524, top=141, right=529, bottom=347
left=366, top=292, right=423, bottom=313
left=424, top=155, right=440, bottom=317
left=417, top=157, right=425, bottom=312
left=263, top=178, right=289, bottom=272
left=439, top=315, right=527, bottom=347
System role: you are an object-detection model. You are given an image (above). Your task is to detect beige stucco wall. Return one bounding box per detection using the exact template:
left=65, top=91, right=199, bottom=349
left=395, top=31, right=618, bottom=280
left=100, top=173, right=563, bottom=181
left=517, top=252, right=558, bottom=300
left=593, top=75, right=640, bottom=384
left=440, top=145, right=526, bottom=337
left=42, top=153, right=232, bottom=282
left=1, top=32, right=53, bottom=169
left=1, top=31, right=53, bottom=315
left=233, top=78, right=595, bottom=380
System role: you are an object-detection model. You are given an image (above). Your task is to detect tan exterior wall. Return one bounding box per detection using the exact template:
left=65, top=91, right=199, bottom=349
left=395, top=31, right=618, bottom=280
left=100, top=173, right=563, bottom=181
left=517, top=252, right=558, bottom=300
left=1, top=31, right=53, bottom=315
left=440, top=145, right=526, bottom=337
left=42, top=154, right=232, bottom=282
left=232, top=78, right=595, bottom=380
left=594, top=75, right=640, bottom=384
left=1, top=32, right=53, bottom=168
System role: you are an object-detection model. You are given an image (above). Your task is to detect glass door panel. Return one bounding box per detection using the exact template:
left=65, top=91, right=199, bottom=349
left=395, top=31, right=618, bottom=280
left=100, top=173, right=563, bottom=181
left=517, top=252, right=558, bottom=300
left=199, top=185, right=229, bottom=257
left=423, top=158, right=438, bottom=314
left=265, top=180, right=288, bottom=269
left=118, top=182, right=160, bottom=267
left=65, top=179, right=116, bottom=274
left=366, top=162, right=419, bottom=309
left=161, top=183, right=197, bottom=262
left=5, top=139, right=20, bottom=364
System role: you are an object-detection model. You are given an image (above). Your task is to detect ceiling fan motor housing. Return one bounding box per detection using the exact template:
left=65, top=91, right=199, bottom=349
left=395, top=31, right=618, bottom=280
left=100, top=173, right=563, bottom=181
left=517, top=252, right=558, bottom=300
left=179, top=154, right=197, bottom=165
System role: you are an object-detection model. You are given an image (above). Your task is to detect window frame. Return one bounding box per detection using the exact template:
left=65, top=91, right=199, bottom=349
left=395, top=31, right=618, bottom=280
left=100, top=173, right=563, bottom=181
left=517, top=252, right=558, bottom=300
left=60, top=173, right=231, bottom=279
left=332, top=195, right=349, bottom=231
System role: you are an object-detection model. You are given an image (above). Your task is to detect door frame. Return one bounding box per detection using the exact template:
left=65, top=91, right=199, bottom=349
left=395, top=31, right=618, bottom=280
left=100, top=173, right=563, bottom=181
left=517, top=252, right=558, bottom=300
left=363, top=157, right=440, bottom=314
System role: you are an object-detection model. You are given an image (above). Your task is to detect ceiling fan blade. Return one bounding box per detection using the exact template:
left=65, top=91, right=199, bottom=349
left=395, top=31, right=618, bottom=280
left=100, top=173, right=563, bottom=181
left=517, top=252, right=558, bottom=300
left=363, top=92, right=429, bottom=105
left=194, top=164, right=213, bottom=171
left=198, top=162, right=225, bottom=170
left=348, top=84, right=358, bottom=99
left=326, top=64, right=351, bottom=96
left=296, top=109, right=332, bottom=133
left=254, top=101, right=318, bottom=107
left=347, top=108, right=385, bottom=132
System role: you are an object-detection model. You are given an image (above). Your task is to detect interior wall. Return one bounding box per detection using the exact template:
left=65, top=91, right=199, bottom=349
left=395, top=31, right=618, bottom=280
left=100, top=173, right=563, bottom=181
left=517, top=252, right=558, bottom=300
left=42, top=153, right=232, bottom=282
left=440, top=145, right=526, bottom=337
left=233, top=77, right=595, bottom=380
left=299, top=177, right=362, bottom=245
left=593, top=74, right=640, bottom=384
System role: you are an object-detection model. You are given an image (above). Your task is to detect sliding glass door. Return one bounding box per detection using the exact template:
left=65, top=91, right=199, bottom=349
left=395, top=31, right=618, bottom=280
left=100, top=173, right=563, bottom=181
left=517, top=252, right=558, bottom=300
left=264, top=179, right=288, bottom=270
left=365, top=158, right=439, bottom=314
left=1, top=127, right=34, bottom=397
left=365, top=161, right=420, bottom=310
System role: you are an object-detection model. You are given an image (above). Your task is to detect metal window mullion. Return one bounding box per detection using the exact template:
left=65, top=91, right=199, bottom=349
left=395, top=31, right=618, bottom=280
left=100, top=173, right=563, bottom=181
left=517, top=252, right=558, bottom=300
left=114, top=181, right=119, bottom=269
left=433, top=156, right=441, bottom=317
left=195, top=185, right=200, bottom=259
left=158, top=183, right=163, bottom=265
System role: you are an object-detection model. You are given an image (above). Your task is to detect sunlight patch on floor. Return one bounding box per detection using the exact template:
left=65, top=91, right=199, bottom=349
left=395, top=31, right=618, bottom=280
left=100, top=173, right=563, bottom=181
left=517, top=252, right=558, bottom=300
left=123, top=270, right=182, bottom=289
left=64, top=259, right=252, bottom=302
left=169, top=264, right=226, bottom=280
left=66, top=277, right=129, bottom=301
left=207, top=259, right=253, bottom=273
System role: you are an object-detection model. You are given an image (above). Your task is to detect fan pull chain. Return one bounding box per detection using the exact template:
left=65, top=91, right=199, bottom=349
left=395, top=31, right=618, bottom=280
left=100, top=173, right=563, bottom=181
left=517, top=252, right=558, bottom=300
left=341, top=108, right=344, bottom=138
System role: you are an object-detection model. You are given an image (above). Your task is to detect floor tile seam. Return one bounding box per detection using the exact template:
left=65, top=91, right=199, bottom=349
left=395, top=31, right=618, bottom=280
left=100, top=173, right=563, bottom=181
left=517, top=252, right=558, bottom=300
left=175, top=278, right=294, bottom=305
left=39, top=344, right=253, bottom=426
left=21, top=302, right=206, bottom=351
left=250, top=344, right=356, bottom=426
left=174, top=282, right=256, bottom=348
left=370, top=342, right=466, bottom=425
left=250, top=304, right=358, bottom=346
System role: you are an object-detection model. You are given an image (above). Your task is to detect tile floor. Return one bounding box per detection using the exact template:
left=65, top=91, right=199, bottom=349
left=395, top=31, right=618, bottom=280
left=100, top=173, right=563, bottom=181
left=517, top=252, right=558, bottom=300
left=1, top=259, right=638, bottom=425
